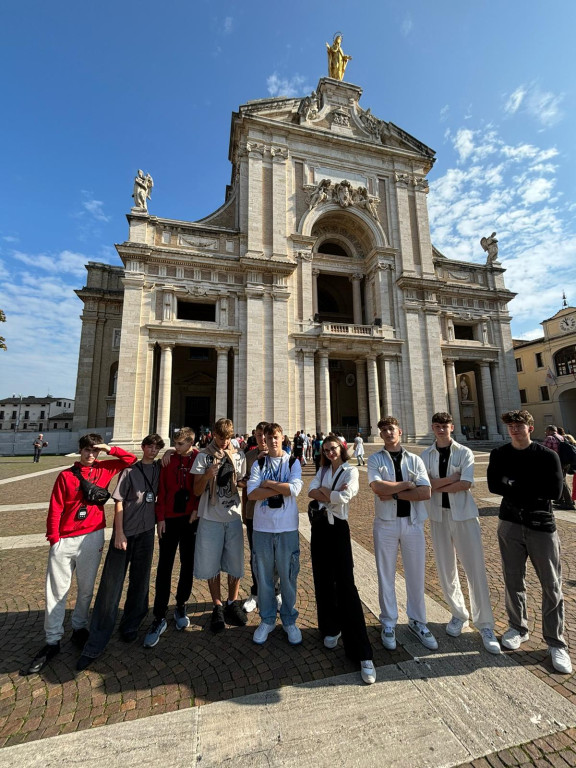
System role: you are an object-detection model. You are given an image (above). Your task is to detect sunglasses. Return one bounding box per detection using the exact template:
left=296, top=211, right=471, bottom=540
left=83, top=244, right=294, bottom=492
left=323, top=446, right=340, bottom=454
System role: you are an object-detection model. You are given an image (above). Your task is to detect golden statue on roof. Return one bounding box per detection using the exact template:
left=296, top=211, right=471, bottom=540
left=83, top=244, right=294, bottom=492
left=326, top=33, right=352, bottom=81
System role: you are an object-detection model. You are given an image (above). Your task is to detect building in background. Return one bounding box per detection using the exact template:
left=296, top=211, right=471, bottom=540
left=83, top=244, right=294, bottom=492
left=73, top=74, right=521, bottom=449
left=0, top=396, right=74, bottom=432
left=513, top=305, right=576, bottom=435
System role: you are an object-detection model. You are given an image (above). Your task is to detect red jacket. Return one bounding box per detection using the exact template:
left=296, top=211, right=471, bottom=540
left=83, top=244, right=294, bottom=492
left=46, top=447, right=137, bottom=544
left=156, top=450, right=199, bottom=521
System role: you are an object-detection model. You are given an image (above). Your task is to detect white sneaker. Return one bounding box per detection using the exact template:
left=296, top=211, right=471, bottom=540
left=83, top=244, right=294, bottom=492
left=283, top=624, right=302, bottom=645
left=253, top=621, right=275, bottom=645
left=549, top=646, right=573, bottom=674
left=243, top=595, right=258, bottom=613
left=276, top=593, right=282, bottom=611
left=480, top=628, right=501, bottom=655
left=324, top=632, right=341, bottom=649
left=360, top=660, right=376, bottom=685
left=501, top=627, right=529, bottom=650
left=446, top=617, right=468, bottom=637
left=408, top=619, right=438, bottom=650
left=381, top=625, right=396, bottom=650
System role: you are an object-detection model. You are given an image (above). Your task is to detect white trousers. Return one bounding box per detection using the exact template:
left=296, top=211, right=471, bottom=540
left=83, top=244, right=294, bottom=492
left=373, top=516, right=426, bottom=626
left=44, top=529, right=105, bottom=644
left=430, top=510, right=494, bottom=629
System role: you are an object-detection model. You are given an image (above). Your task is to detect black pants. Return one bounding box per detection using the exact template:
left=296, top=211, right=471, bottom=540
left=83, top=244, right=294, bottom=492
left=153, top=516, right=198, bottom=619
left=310, top=516, right=372, bottom=661
left=83, top=528, right=155, bottom=657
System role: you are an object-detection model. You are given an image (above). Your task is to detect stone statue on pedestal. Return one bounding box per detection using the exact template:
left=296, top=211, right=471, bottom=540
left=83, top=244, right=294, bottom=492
left=480, top=232, right=499, bottom=264
left=132, top=169, right=154, bottom=211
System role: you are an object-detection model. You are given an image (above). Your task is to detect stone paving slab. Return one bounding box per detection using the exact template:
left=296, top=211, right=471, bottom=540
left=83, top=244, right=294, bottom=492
left=1, top=650, right=574, bottom=768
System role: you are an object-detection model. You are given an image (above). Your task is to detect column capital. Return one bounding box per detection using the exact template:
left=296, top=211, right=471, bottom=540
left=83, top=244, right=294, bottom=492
left=215, top=345, right=229, bottom=355
left=350, top=272, right=364, bottom=282
left=159, top=342, right=175, bottom=351
left=312, top=268, right=320, bottom=277
left=317, top=349, right=329, bottom=360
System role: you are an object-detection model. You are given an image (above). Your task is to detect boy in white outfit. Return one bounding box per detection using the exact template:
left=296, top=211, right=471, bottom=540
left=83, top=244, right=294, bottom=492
left=421, top=412, right=500, bottom=654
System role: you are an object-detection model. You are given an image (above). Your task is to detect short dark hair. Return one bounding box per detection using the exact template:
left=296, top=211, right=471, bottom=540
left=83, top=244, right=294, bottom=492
left=320, top=436, right=350, bottom=466
left=142, top=433, right=165, bottom=449
left=264, top=422, right=284, bottom=437
left=255, top=421, right=269, bottom=432
left=432, top=412, right=453, bottom=424
left=78, top=433, right=103, bottom=450
left=377, top=416, right=399, bottom=429
left=501, top=410, right=534, bottom=427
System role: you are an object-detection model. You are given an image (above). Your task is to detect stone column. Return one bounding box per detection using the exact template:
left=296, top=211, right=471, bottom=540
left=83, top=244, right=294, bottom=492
left=394, top=174, right=415, bottom=273
left=490, top=362, right=506, bottom=439
left=140, top=342, right=155, bottom=436
left=72, top=316, right=97, bottom=430
left=350, top=273, right=363, bottom=325
left=312, top=269, right=319, bottom=317
left=302, top=350, right=316, bottom=435
left=271, top=147, right=288, bottom=256
left=444, top=359, right=465, bottom=441
left=378, top=356, right=391, bottom=416
left=479, top=361, right=499, bottom=440
left=355, top=358, right=369, bottom=430
left=215, top=347, right=229, bottom=420
left=317, top=350, right=331, bottom=434
left=246, top=143, right=264, bottom=255
left=366, top=355, right=381, bottom=439
left=157, top=343, right=174, bottom=441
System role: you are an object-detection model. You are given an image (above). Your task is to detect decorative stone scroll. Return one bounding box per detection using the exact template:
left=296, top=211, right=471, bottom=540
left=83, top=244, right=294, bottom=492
left=178, top=234, right=219, bottom=250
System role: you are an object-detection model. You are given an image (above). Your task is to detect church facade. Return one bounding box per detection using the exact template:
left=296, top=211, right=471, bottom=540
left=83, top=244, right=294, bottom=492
left=73, top=77, right=520, bottom=448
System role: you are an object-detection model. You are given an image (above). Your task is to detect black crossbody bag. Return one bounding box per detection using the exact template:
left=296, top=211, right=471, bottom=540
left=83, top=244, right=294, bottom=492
left=307, top=467, right=345, bottom=524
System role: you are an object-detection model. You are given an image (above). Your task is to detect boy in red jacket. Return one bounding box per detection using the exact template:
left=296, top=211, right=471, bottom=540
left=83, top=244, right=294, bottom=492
left=143, top=427, right=199, bottom=648
left=22, top=433, right=137, bottom=675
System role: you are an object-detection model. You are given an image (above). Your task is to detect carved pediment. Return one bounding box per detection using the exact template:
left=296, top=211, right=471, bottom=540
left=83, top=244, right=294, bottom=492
left=177, top=371, right=216, bottom=386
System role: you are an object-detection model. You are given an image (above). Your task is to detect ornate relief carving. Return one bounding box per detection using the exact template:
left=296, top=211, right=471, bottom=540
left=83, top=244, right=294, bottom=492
left=305, top=178, right=380, bottom=219
left=270, top=146, right=289, bottom=161
left=413, top=177, right=429, bottom=193
left=299, top=91, right=320, bottom=122
left=446, top=269, right=473, bottom=282
left=331, top=109, right=351, bottom=127
left=358, top=108, right=381, bottom=140
left=296, top=250, right=313, bottom=262
left=246, top=141, right=265, bottom=155
left=178, top=234, right=218, bottom=250
left=394, top=172, right=411, bottom=186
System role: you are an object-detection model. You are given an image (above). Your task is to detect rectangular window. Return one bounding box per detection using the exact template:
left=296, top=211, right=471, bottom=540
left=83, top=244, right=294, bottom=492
left=535, top=352, right=543, bottom=368
left=515, top=358, right=523, bottom=372
left=64, top=423, right=69, bottom=429
left=24, top=411, right=29, bottom=419
left=40, top=410, right=45, bottom=419
left=540, top=386, right=550, bottom=401
left=112, top=329, right=121, bottom=349
left=53, top=423, right=58, bottom=429
left=519, top=389, right=527, bottom=404
left=0, top=411, right=3, bottom=420
left=23, top=423, right=27, bottom=429
left=11, top=411, right=17, bottom=419
left=454, top=324, right=475, bottom=341
left=57, top=401, right=62, bottom=407
left=39, top=423, right=43, bottom=430
left=177, top=300, right=216, bottom=322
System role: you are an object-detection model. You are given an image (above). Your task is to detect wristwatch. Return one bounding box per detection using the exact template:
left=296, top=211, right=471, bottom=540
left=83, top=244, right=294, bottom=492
left=392, top=493, right=399, bottom=500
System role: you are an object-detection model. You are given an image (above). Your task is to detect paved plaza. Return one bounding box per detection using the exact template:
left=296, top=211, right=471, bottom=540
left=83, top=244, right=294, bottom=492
left=0, top=449, right=575, bottom=766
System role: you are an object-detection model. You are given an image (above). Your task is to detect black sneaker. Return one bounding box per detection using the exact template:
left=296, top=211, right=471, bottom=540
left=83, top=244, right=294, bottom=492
left=71, top=628, right=90, bottom=648
left=21, top=642, right=60, bottom=676
left=224, top=600, right=248, bottom=627
left=120, top=630, right=138, bottom=643
left=76, top=654, right=95, bottom=671
left=211, top=604, right=226, bottom=633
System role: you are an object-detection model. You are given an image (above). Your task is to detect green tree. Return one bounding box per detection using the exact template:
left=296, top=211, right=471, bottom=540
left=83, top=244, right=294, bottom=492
left=0, top=309, right=6, bottom=351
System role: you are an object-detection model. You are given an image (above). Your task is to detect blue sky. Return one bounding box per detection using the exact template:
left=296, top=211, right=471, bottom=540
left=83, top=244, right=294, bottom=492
left=1, top=1, right=575, bottom=398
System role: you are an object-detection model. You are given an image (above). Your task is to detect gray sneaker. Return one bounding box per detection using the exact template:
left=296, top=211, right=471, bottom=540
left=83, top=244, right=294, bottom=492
left=143, top=617, right=167, bottom=648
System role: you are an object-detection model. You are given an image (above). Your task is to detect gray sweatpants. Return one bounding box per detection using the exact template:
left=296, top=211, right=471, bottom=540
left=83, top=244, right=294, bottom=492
left=497, top=519, right=566, bottom=649
left=44, top=529, right=105, bottom=644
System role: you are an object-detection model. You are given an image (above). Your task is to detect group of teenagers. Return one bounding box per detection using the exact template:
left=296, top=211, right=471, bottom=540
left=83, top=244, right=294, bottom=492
left=23, top=408, right=572, bottom=683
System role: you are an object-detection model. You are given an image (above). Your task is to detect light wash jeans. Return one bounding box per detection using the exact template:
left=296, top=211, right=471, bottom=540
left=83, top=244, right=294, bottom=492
left=253, top=530, right=300, bottom=626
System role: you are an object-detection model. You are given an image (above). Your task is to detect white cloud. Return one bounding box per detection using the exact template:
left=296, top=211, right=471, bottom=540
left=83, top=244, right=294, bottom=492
left=12, top=249, right=94, bottom=278
left=439, top=105, right=449, bottom=123
left=266, top=73, right=310, bottom=98
left=223, top=16, right=232, bottom=34
left=2, top=235, right=19, bottom=243
left=401, top=16, right=413, bottom=36
left=503, top=83, right=564, bottom=128
left=81, top=197, right=111, bottom=222
left=453, top=129, right=475, bottom=162
left=504, top=86, right=526, bottom=115
left=521, top=177, right=555, bottom=204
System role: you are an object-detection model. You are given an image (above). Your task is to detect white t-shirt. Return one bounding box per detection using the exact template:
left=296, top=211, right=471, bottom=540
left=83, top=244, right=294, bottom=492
left=191, top=451, right=245, bottom=523
left=247, top=454, right=303, bottom=533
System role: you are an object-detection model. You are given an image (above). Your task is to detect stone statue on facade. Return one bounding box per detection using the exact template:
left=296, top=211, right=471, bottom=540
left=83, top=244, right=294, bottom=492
left=308, top=178, right=332, bottom=210
left=300, top=90, right=320, bottom=121
left=326, top=33, right=351, bottom=81
left=355, top=187, right=380, bottom=220
left=132, top=169, right=154, bottom=211
left=480, top=232, right=499, bottom=264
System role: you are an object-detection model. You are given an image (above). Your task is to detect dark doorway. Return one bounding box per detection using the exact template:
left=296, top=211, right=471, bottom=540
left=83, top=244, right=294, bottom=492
left=185, top=396, right=211, bottom=436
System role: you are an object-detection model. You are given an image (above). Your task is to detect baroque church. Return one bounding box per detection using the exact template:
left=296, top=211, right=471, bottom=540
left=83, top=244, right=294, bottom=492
left=72, top=62, right=520, bottom=449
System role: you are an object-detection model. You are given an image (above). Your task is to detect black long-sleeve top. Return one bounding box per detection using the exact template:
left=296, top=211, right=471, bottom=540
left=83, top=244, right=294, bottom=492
left=487, top=441, right=563, bottom=530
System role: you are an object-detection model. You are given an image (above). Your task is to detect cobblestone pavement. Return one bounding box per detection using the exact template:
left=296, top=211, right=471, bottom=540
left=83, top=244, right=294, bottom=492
left=0, top=448, right=574, bottom=767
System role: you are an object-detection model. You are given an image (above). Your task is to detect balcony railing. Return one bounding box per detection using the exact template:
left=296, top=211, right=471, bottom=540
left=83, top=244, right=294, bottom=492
left=319, top=322, right=388, bottom=338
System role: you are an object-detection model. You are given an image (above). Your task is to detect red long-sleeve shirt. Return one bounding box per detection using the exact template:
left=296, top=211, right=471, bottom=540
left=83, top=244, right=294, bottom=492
left=155, top=450, right=199, bottom=521
left=46, top=447, right=137, bottom=545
